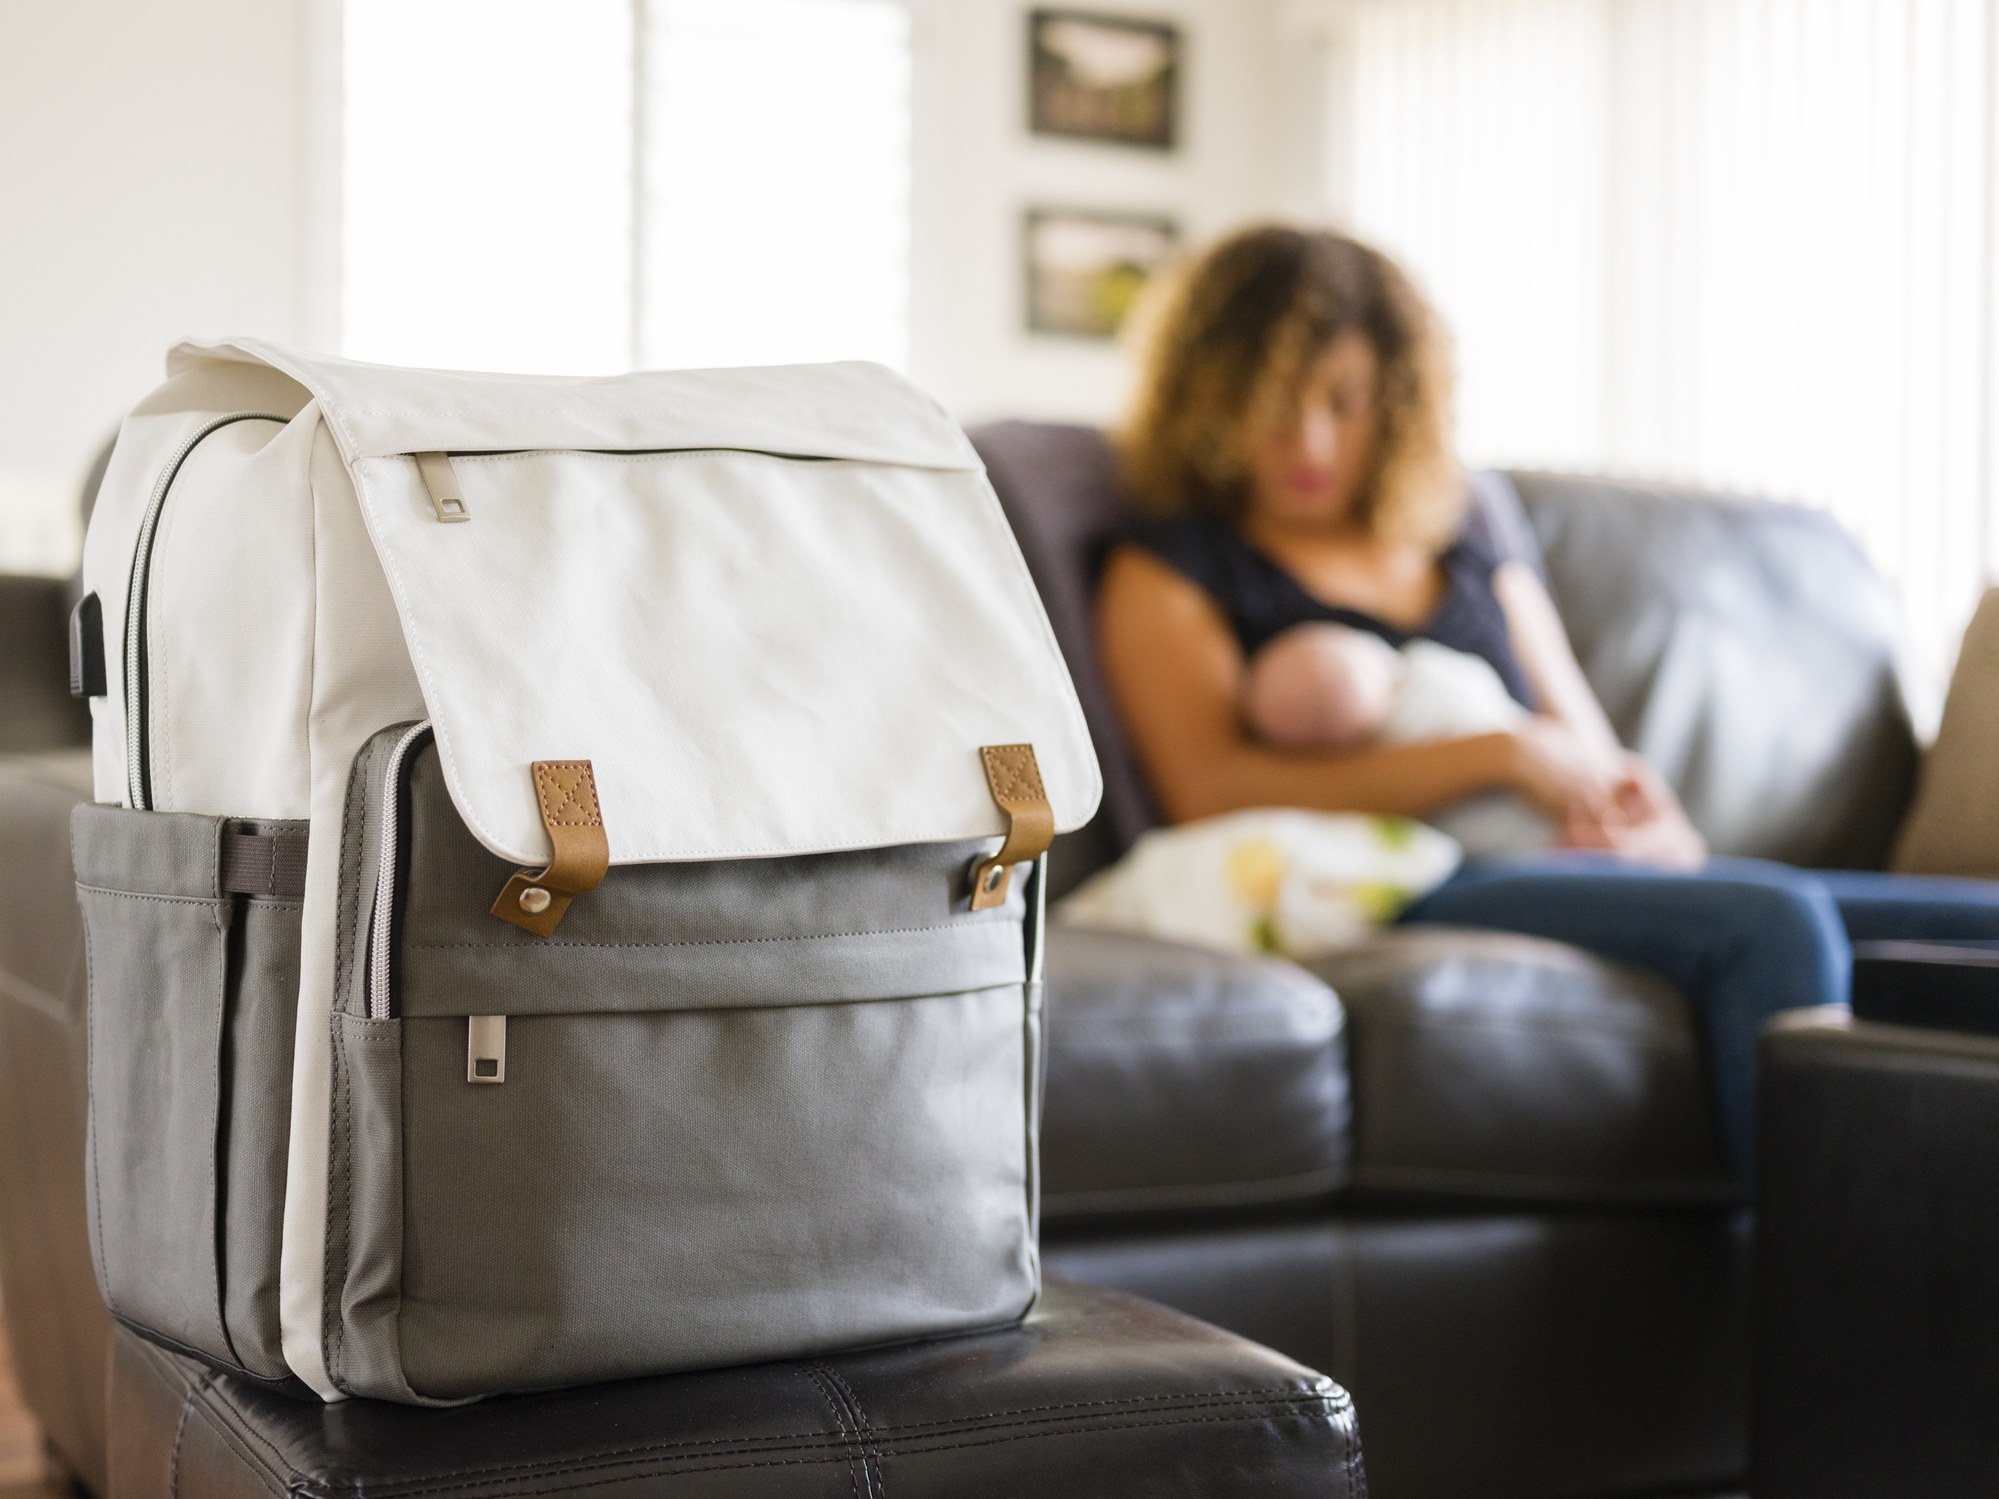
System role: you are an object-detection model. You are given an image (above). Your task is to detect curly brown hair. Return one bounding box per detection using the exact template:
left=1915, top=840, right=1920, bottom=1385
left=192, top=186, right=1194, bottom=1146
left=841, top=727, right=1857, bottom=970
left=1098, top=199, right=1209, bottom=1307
left=1118, top=225, right=1462, bottom=550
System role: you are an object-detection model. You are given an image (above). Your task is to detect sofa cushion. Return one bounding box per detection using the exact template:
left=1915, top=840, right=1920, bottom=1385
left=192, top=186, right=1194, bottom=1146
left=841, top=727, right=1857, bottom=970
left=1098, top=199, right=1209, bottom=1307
left=1892, top=586, right=1999, bottom=876
left=1041, top=928, right=1350, bottom=1218
left=1308, top=927, right=1735, bottom=1205
left=1512, top=471, right=1917, bottom=868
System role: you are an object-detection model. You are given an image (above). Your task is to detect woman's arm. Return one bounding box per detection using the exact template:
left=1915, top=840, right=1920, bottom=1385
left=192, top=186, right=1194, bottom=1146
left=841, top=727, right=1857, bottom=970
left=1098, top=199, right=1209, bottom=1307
left=1096, top=546, right=1614, bottom=825
left=1491, top=561, right=1622, bottom=764
left=1494, top=560, right=1706, bottom=865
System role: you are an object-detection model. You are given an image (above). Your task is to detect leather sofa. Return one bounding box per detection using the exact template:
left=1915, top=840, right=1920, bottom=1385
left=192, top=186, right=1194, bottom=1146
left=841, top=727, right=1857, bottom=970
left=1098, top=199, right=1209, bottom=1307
left=974, top=422, right=1919, bottom=1499
left=1, top=425, right=1920, bottom=1496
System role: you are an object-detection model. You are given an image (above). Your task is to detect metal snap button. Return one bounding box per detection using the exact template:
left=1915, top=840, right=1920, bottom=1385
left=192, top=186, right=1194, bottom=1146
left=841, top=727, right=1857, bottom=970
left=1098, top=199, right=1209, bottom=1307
left=519, top=886, right=552, bottom=914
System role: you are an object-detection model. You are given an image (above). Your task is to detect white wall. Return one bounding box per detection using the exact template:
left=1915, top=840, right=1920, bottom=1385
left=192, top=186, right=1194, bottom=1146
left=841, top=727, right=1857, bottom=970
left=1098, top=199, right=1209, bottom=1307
left=0, top=0, right=325, bottom=574
left=906, top=0, right=1322, bottom=427
left=0, top=0, right=1319, bottom=572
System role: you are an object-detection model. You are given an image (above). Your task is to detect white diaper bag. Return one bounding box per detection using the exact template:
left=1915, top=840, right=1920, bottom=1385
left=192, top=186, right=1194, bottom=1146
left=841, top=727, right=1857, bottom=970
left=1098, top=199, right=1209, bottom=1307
left=70, top=340, right=1100, bottom=1403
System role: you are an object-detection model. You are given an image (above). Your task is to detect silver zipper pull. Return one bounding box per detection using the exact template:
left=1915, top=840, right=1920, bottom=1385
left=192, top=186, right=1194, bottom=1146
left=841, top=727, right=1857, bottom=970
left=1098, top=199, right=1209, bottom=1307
left=468, top=1015, right=506, bottom=1083
left=416, top=452, right=470, bottom=523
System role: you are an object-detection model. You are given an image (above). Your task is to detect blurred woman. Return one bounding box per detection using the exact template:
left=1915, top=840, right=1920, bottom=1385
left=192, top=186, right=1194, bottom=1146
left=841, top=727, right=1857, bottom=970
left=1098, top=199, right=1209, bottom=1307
left=1096, top=224, right=1999, bottom=1182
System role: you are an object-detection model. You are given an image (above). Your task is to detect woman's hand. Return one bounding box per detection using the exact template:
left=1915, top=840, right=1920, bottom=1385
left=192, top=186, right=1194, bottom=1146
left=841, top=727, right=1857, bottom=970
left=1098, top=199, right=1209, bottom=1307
left=1559, top=752, right=1708, bottom=870
left=1501, top=716, right=1622, bottom=825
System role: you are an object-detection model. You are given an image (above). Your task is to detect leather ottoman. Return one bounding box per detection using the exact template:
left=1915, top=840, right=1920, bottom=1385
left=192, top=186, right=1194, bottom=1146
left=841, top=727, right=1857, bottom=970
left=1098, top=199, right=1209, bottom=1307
left=1754, top=1007, right=1999, bottom=1497
left=109, top=1279, right=1364, bottom=1497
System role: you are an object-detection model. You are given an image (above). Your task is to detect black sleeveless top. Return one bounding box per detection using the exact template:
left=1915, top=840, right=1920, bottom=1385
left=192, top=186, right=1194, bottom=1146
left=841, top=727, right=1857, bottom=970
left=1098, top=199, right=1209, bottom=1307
left=1122, top=510, right=1537, bottom=709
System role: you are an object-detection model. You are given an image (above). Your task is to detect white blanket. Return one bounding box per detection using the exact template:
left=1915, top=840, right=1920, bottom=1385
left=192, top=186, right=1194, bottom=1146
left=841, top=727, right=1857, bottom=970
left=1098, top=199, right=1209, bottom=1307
left=1057, top=808, right=1461, bottom=958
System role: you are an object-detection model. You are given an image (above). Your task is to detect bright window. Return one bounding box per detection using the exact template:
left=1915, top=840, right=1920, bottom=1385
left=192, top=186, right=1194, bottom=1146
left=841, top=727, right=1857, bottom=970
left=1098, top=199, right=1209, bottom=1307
left=342, top=0, right=634, bottom=374
left=342, top=0, right=910, bottom=376
left=639, top=0, right=910, bottom=370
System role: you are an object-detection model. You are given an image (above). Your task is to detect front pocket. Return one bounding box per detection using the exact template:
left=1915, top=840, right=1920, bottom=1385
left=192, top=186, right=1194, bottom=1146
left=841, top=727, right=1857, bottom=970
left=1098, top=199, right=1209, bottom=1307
left=322, top=725, right=1041, bottom=1401
left=397, top=988, right=1035, bottom=1400
left=73, top=802, right=302, bottom=1383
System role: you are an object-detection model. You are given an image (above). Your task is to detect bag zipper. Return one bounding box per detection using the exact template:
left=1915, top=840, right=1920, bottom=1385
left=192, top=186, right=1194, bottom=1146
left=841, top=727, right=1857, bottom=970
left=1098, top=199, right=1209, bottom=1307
left=367, top=721, right=433, bottom=1021
left=409, top=447, right=836, bottom=524
left=123, top=412, right=288, bottom=809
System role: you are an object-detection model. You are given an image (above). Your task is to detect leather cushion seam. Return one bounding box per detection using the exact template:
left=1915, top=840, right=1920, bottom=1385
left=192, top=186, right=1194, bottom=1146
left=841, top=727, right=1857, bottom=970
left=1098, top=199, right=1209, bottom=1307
left=260, top=1388, right=1337, bottom=1492
left=195, top=1368, right=304, bottom=1483
left=1050, top=1024, right=1342, bottom=1045
left=180, top=1384, right=289, bottom=1497
left=329, top=1399, right=1348, bottom=1498
left=1357, top=1014, right=1688, bottom=1042
left=1042, top=1163, right=1350, bottom=1214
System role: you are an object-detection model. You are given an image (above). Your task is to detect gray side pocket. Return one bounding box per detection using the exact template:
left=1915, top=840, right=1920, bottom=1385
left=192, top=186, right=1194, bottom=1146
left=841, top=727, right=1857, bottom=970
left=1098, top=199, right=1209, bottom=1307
left=325, top=1009, right=425, bottom=1403
left=72, top=803, right=301, bottom=1382
left=220, top=879, right=301, bottom=1377
left=75, top=806, right=234, bottom=1366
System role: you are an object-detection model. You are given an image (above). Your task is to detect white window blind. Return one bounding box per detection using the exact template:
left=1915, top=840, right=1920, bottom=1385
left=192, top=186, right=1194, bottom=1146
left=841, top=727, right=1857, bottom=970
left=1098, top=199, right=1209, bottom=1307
left=342, top=0, right=910, bottom=376
left=1334, top=0, right=1999, bottom=698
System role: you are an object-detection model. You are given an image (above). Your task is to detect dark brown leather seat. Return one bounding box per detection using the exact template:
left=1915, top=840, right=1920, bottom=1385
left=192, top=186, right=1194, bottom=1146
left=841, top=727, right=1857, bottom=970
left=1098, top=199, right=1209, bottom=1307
left=109, top=1282, right=1361, bottom=1499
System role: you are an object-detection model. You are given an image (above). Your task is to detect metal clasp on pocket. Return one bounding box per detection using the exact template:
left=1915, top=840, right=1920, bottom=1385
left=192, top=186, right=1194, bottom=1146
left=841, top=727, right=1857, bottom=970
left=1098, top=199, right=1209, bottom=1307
left=467, top=1015, right=506, bottom=1083
left=416, top=452, right=470, bottom=523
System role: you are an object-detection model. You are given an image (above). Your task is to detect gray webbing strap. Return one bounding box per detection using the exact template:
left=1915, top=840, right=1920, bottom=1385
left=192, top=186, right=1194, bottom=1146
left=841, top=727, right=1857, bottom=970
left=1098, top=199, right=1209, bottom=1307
left=220, top=829, right=309, bottom=900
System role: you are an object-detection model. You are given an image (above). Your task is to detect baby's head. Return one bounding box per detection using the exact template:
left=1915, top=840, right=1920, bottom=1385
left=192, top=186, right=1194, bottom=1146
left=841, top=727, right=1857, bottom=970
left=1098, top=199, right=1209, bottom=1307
left=1244, top=624, right=1400, bottom=752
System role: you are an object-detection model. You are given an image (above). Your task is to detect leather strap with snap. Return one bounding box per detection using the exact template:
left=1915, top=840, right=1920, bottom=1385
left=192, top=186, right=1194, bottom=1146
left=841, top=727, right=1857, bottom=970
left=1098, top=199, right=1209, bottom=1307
left=491, top=760, right=611, bottom=936
left=969, top=743, right=1054, bottom=911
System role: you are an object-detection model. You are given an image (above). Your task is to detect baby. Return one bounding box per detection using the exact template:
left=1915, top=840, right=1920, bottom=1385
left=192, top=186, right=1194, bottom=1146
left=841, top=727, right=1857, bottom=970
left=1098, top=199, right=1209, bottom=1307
left=1243, top=623, right=1554, bottom=857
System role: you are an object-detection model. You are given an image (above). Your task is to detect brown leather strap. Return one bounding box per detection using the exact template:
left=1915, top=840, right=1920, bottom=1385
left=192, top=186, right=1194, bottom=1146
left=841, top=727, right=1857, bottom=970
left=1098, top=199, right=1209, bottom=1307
left=969, top=743, right=1055, bottom=910
left=491, top=760, right=611, bottom=937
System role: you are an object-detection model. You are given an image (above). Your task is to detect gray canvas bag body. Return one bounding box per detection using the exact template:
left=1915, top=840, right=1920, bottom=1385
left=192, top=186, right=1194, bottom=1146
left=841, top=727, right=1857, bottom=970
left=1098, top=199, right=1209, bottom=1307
left=71, top=341, right=1101, bottom=1402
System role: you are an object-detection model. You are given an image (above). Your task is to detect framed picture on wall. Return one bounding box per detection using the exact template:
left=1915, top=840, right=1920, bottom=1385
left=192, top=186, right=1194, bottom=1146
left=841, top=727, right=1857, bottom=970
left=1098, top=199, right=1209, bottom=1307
left=1028, top=10, right=1180, bottom=150
left=1024, top=208, right=1179, bottom=339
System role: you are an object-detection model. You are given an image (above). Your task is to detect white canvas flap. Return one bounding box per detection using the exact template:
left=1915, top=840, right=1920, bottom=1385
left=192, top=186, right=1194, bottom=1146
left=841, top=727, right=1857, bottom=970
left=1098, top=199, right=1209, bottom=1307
left=173, top=341, right=1100, bottom=866
left=170, top=339, right=981, bottom=471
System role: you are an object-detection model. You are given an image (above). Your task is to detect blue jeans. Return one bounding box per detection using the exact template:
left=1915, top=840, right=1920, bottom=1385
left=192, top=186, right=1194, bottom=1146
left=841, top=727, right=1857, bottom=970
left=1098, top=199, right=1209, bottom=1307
left=1399, top=854, right=1999, bottom=1181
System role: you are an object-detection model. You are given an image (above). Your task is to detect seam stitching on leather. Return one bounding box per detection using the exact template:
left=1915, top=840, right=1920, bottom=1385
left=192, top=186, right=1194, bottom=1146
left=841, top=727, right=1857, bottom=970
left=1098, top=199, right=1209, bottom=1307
left=1359, top=1015, right=1686, bottom=1041
left=181, top=1392, right=290, bottom=1497
left=303, top=1388, right=1331, bottom=1491
left=821, top=1363, right=887, bottom=1493
left=798, top=1366, right=867, bottom=1499
left=169, top=1370, right=216, bottom=1498
left=195, top=1365, right=297, bottom=1483
left=1043, top=1164, right=1351, bottom=1215
left=351, top=1402, right=1347, bottom=1497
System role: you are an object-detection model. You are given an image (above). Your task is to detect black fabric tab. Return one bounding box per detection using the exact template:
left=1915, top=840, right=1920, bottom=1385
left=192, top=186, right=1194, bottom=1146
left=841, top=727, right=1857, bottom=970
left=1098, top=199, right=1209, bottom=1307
left=220, top=829, right=309, bottom=900
left=69, top=591, right=105, bottom=698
